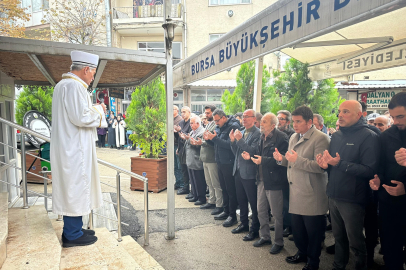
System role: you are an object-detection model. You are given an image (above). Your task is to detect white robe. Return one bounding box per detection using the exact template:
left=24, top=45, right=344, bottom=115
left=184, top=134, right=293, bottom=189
left=113, top=120, right=126, bottom=147
left=50, top=73, right=107, bottom=216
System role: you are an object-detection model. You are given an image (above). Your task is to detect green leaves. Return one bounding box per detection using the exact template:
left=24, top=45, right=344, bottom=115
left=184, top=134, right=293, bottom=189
left=125, top=78, right=166, bottom=159
left=272, top=58, right=344, bottom=127
left=222, top=60, right=273, bottom=115
left=15, top=86, right=54, bottom=125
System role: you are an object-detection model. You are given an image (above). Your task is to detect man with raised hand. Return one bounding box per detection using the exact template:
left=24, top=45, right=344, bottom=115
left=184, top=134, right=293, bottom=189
left=175, top=106, right=192, bottom=196
left=274, top=106, right=329, bottom=270
left=229, top=109, right=261, bottom=242
left=242, top=113, right=289, bottom=255
left=51, top=50, right=107, bottom=248
left=370, top=92, right=406, bottom=270
left=204, top=109, right=240, bottom=227
left=317, top=100, right=379, bottom=270
left=192, top=105, right=223, bottom=215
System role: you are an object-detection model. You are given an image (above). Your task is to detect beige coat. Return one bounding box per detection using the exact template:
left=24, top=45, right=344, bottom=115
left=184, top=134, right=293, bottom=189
left=281, top=125, right=330, bottom=216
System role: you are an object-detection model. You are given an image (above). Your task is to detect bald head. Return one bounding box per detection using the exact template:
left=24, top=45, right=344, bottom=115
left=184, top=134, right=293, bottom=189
left=338, top=100, right=363, bottom=127
left=343, top=100, right=362, bottom=113
left=260, top=113, right=278, bottom=136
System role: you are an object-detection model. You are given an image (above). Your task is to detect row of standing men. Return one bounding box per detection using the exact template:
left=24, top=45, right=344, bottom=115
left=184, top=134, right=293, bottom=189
left=173, top=95, right=406, bottom=270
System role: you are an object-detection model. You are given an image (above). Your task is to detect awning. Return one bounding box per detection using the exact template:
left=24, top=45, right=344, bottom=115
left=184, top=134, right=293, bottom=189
left=0, top=36, right=166, bottom=88
left=173, top=0, right=406, bottom=88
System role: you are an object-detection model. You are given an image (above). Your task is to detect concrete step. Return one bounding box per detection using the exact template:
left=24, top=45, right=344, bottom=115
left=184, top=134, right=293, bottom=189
left=0, top=193, right=8, bottom=268
left=2, top=205, right=61, bottom=270
left=119, top=236, right=164, bottom=270
left=51, top=219, right=140, bottom=269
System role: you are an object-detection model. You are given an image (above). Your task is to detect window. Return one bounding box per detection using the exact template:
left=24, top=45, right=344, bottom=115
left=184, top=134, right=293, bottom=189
left=138, top=42, right=182, bottom=60
left=191, top=90, right=206, bottom=102
left=209, top=0, right=250, bottom=6
left=21, top=0, right=48, bottom=11
left=207, top=89, right=222, bottom=101
left=209, top=34, right=225, bottom=43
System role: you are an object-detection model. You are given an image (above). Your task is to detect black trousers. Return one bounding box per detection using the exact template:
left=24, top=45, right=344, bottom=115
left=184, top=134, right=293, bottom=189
left=217, top=163, right=237, bottom=218
left=97, top=134, right=106, bottom=147
left=364, top=199, right=379, bottom=263
left=235, top=170, right=259, bottom=232
left=181, top=164, right=190, bottom=190
left=291, top=214, right=326, bottom=268
left=188, top=169, right=206, bottom=202
left=379, top=201, right=406, bottom=270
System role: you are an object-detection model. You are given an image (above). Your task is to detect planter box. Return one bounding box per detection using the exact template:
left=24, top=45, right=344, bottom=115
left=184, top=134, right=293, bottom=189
left=130, top=155, right=167, bottom=193
left=26, top=150, right=51, bottom=184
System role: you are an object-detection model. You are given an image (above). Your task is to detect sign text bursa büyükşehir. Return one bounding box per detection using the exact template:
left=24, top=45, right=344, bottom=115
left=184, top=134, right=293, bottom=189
left=191, top=0, right=352, bottom=76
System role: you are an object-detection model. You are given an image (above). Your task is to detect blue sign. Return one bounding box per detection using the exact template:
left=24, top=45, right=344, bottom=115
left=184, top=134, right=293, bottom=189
left=142, top=172, right=147, bottom=177
left=110, top=97, right=116, bottom=115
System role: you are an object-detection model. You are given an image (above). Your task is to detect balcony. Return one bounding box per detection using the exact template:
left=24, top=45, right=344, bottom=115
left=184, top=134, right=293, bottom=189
left=113, top=3, right=183, bottom=25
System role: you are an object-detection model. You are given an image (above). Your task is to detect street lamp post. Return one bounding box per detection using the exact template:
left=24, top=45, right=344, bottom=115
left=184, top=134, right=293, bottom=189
left=163, top=16, right=177, bottom=240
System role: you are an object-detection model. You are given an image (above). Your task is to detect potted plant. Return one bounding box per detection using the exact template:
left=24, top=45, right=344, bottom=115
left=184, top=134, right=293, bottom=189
left=126, top=78, right=167, bottom=192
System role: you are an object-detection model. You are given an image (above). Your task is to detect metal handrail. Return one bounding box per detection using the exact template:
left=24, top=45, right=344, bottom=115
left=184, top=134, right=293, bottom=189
left=0, top=117, right=148, bottom=182
left=1, top=141, right=134, bottom=195
left=0, top=116, right=150, bottom=245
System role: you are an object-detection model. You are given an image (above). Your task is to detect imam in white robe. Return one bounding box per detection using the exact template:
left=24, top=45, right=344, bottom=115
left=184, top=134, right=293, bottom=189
left=50, top=72, right=107, bottom=216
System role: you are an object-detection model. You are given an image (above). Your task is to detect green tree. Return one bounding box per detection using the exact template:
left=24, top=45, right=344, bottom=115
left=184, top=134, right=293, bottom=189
left=15, top=86, right=54, bottom=125
left=272, top=58, right=312, bottom=112
left=310, top=79, right=344, bottom=127
left=221, top=60, right=274, bottom=115
left=272, top=58, right=344, bottom=127
left=126, top=78, right=166, bottom=159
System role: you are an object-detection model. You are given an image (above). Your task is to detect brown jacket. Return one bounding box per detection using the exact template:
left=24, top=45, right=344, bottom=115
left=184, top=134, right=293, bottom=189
left=281, top=125, right=330, bottom=216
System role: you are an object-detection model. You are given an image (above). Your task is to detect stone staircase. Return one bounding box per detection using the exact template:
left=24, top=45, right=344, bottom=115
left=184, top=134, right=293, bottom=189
left=0, top=193, right=164, bottom=270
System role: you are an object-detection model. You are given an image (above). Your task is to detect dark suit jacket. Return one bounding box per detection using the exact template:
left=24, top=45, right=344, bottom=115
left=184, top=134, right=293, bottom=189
left=231, top=126, right=261, bottom=180
left=254, top=129, right=289, bottom=190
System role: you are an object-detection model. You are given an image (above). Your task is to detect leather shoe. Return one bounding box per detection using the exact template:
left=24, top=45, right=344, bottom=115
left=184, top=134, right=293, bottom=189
left=253, top=238, right=272, bottom=247
left=270, top=244, right=284, bottom=254
left=82, top=229, right=95, bottom=236
left=211, top=207, right=223, bottom=215
left=185, top=193, right=194, bottom=199
left=222, top=216, right=238, bottom=227
left=283, top=226, right=292, bottom=237
left=188, top=197, right=198, bottom=202
left=243, top=231, right=259, bottom=241
left=194, top=200, right=205, bottom=205
left=270, top=224, right=275, bottom=231
left=286, top=253, right=307, bottom=264
left=200, top=203, right=215, bottom=209
left=174, top=185, right=180, bottom=190
left=177, top=188, right=189, bottom=195
left=302, top=263, right=319, bottom=270
left=326, top=244, right=335, bottom=254
left=214, top=211, right=228, bottom=220
left=62, top=233, right=98, bottom=248
left=231, top=223, right=249, bottom=234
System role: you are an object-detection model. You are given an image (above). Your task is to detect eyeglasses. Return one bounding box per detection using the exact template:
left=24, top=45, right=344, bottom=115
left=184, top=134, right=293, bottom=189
left=278, top=117, right=287, bottom=121
left=242, top=115, right=255, bottom=119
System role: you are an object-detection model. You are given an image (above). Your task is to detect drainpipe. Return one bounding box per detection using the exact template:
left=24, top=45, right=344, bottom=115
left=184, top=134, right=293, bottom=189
left=183, top=0, right=187, bottom=58
left=105, top=0, right=112, bottom=47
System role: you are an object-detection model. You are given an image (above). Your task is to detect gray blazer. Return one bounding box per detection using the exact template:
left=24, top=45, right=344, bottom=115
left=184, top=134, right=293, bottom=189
left=231, top=126, right=261, bottom=180
left=281, top=125, right=330, bottom=216
left=185, top=126, right=205, bottom=170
